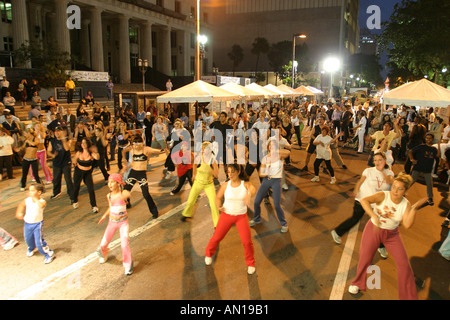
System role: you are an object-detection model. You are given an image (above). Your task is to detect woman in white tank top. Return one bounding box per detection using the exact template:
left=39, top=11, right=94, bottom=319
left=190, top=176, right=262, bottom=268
left=204, top=164, right=257, bottom=275
left=349, top=173, right=428, bottom=299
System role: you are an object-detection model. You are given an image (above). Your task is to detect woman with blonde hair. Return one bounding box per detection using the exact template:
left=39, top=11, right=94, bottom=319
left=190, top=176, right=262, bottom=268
left=181, top=141, right=220, bottom=228
left=348, top=173, right=428, bottom=299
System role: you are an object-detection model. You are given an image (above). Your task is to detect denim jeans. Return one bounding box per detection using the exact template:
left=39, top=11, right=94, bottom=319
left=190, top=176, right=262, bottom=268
left=253, top=177, right=287, bottom=227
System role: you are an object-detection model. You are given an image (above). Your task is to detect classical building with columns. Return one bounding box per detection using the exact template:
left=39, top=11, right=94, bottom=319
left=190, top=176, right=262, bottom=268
left=0, top=0, right=213, bottom=84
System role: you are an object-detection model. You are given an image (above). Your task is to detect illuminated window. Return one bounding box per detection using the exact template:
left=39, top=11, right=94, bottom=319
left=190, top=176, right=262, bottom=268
left=0, top=1, right=12, bottom=23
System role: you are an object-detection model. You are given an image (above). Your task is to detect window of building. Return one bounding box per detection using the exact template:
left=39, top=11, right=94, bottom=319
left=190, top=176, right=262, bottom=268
left=0, top=0, right=12, bottom=23
left=106, top=25, right=111, bottom=42
left=171, top=31, right=177, bottom=48
left=190, top=56, right=195, bottom=76
left=175, top=1, right=181, bottom=13
left=171, top=55, right=177, bottom=76
left=3, top=37, right=12, bottom=51
left=190, top=33, right=195, bottom=49
left=129, top=26, right=138, bottom=44
left=152, top=31, right=157, bottom=48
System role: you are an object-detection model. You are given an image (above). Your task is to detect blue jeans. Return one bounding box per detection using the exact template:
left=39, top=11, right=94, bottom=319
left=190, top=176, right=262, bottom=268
left=253, top=177, right=287, bottom=227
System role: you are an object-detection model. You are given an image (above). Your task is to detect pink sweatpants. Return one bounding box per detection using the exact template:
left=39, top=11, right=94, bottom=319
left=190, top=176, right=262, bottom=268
left=351, top=220, right=418, bottom=300
left=30, top=150, right=53, bottom=182
left=99, top=219, right=132, bottom=270
left=205, top=212, right=255, bottom=267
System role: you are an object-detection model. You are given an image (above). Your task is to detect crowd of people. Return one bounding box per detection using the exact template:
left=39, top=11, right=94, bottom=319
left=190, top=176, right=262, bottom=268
left=0, top=91, right=449, bottom=296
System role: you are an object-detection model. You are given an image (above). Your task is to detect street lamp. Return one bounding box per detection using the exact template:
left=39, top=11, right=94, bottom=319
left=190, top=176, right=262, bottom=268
left=323, top=57, right=340, bottom=101
left=138, top=58, right=148, bottom=91
left=198, top=34, right=208, bottom=78
left=292, top=33, right=307, bottom=88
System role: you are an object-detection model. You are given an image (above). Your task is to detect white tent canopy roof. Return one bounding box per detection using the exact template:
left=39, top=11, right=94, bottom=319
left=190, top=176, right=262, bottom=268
left=382, top=78, right=450, bottom=108
left=277, top=84, right=299, bottom=96
left=156, top=80, right=241, bottom=104
left=246, top=83, right=280, bottom=98
left=219, top=82, right=265, bottom=100
left=264, top=84, right=292, bottom=97
left=307, top=86, right=324, bottom=94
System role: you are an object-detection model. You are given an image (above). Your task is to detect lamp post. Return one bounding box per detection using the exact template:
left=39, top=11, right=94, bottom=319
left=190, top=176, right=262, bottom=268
left=292, top=33, right=307, bottom=88
left=138, top=58, right=148, bottom=91
left=198, top=34, right=208, bottom=78
left=323, top=57, right=340, bottom=101
left=195, top=0, right=201, bottom=81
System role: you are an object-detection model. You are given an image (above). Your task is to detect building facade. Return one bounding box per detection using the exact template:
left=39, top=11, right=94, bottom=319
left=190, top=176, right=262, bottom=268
left=0, top=0, right=213, bottom=84
left=210, top=0, right=360, bottom=76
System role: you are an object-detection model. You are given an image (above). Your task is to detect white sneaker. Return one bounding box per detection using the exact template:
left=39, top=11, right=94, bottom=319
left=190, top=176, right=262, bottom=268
left=280, top=226, right=289, bottom=233
left=378, top=247, right=388, bottom=259
left=3, top=239, right=18, bottom=250
left=348, top=285, right=360, bottom=294
left=311, top=176, right=320, bottom=182
left=282, top=183, right=289, bottom=190
left=73, top=202, right=79, bottom=209
left=331, top=230, right=342, bottom=245
left=205, top=257, right=212, bottom=266
left=247, top=266, right=256, bottom=275
left=330, top=177, right=336, bottom=185
left=92, top=207, right=99, bottom=213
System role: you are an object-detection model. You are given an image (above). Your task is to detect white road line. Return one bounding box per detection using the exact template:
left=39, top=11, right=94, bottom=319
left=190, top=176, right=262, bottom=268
left=10, top=198, right=199, bottom=300
left=329, top=222, right=360, bottom=300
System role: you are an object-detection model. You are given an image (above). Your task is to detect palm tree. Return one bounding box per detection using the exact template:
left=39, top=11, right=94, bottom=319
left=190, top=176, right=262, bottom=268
left=227, top=44, right=244, bottom=76
left=251, top=37, right=270, bottom=73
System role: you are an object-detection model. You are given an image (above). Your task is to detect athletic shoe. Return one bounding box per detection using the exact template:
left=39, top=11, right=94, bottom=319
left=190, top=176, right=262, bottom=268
left=300, top=166, right=308, bottom=172
left=249, top=219, right=262, bottom=227
left=428, top=199, right=434, bottom=206
left=73, top=202, right=79, bottom=209
left=20, top=188, right=25, bottom=192
left=125, top=263, right=133, bottom=276
left=280, top=226, right=289, bottom=233
left=92, top=207, right=99, bottom=213
left=50, top=192, right=61, bottom=200
left=311, top=176, right=320, bottom=182
left=330, top=177, right=336, bottom=185
left=247, top=266, right=256, bottom=275
left=348, top=285, right=360, bottom=294
left=97, top=249, right=107, bottom=264
left=331, top=230, right=342, bottom=245
left=27, top=249, right=35, bottom=257
left=282, top=183, right=289, bottom=191
left=378, top=247, right=388, bottom=259
left=44, top=255, right=55, bottom=264
left=3, top=239, right=18, bottom=251
left=205, top=257, right=212, bottom=266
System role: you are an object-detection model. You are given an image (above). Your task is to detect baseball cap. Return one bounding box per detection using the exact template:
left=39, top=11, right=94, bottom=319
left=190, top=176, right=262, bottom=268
left=108, top=173, right=125, bottom=185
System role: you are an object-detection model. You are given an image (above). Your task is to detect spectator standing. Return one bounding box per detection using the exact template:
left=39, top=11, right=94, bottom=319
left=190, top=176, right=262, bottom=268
left=106, top=78, right=114, bottom=100
left=65, top=76, right=76, bottom=104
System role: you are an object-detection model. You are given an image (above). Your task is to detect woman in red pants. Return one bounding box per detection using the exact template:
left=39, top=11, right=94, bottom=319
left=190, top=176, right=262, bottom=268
left=204, top=164, right=256, bottom=274
left=349, top=173, right=428, bottom=299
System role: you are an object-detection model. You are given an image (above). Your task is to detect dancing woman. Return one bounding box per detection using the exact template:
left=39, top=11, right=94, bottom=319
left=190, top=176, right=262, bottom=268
left=181, top=141, right=220, bottom=228
left=331, top=152, right=394, bottom=245
left=16, top=128, right=41, bottom=191
left=72, top=138, right=100, bottom=213
left=121, top=134, right=162, bottom=218
left=204, top=164, right=257, bottom=274
left=348, top=173, right=428, bottom=299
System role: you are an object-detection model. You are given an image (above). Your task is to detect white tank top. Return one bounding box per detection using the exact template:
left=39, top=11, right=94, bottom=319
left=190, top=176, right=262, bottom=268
left=222, top=180, right=248, bottom=215
left=24, top=197, right=45, bottom=224
left=372, top=191, right=408, bottom=230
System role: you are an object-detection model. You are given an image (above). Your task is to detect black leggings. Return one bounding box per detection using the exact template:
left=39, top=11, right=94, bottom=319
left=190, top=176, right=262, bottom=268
left=73, top=166, right=97, bottom=207
left=171, top=169, right=193, bottom=194
left=124, top=169, right=158, bottom=218
left=314, top=159, right=334, bottom=177
left=21, top=159, right=40, bottom=188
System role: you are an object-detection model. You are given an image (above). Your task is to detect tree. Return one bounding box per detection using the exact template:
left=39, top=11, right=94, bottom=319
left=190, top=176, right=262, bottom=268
left=378, top=0, right=450, bottom=85
left=227, top=44, right=244, bottom=76
left=251, top=37, right=270, bottom=73
left=267, top=41, right=292, bottom=84
left=346, top=53, right=384, bottom=87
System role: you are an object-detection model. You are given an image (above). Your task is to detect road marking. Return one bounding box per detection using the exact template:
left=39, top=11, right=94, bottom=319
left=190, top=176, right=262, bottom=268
left=10, top=197, right=201, bottom=300
left=329, top=222, right=360, bottom=300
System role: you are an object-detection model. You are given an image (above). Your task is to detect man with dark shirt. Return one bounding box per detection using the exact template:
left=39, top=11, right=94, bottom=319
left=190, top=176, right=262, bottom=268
left=209, top=112, right=233, bottom=166
left=47, top=127, right=75, bottom=202
left=409, top=133, right=440, bottom=206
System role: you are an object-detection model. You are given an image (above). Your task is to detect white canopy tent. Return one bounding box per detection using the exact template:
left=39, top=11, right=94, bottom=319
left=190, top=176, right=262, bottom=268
left=246, top=83, right=280, bottom=99
left=277, top=84, right=300, bottom=96
left=294, top=85, right=316, bottom=96
left=307, top=86, right=324, bottom=95
left=219, top=82, right=265, bottom=100
left=382, top=78, right=450, bottom=108
left=264, top=84, right=293, bottom=97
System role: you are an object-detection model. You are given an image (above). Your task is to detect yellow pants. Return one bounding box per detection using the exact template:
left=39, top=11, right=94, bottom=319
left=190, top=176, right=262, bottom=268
left=182, top=181, right=219, bottom=227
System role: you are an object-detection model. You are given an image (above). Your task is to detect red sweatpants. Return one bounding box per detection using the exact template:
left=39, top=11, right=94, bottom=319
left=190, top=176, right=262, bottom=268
left=351, top=220, right=418, bottom=300
left=205, top=212, right=255, bottom=267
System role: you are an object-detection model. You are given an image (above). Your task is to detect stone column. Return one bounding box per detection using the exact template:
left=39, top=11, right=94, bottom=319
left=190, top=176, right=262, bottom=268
left=159, top=26, right=171, bottom=75
left=140, top=21, right=153, bottom=68
left=80, top=19, right=91, bottom=68
left=118, top=15, right=131, bottom=83
left=90, top=8, right=104, bottom=71
left=54, top=0, right=71, bottom=54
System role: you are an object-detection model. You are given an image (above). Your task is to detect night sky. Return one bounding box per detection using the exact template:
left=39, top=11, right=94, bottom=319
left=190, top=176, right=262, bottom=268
left=359, top=0, right=404, bottom=78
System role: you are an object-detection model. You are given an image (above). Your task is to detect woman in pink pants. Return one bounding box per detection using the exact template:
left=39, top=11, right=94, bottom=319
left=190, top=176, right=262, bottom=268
left=97, top=173, right=133, bottom=275
left=349, top=173, right=428, bottom=299
left=30, top=123, right=53, bottom=184
left=204, top=164, right=256, bottom=274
